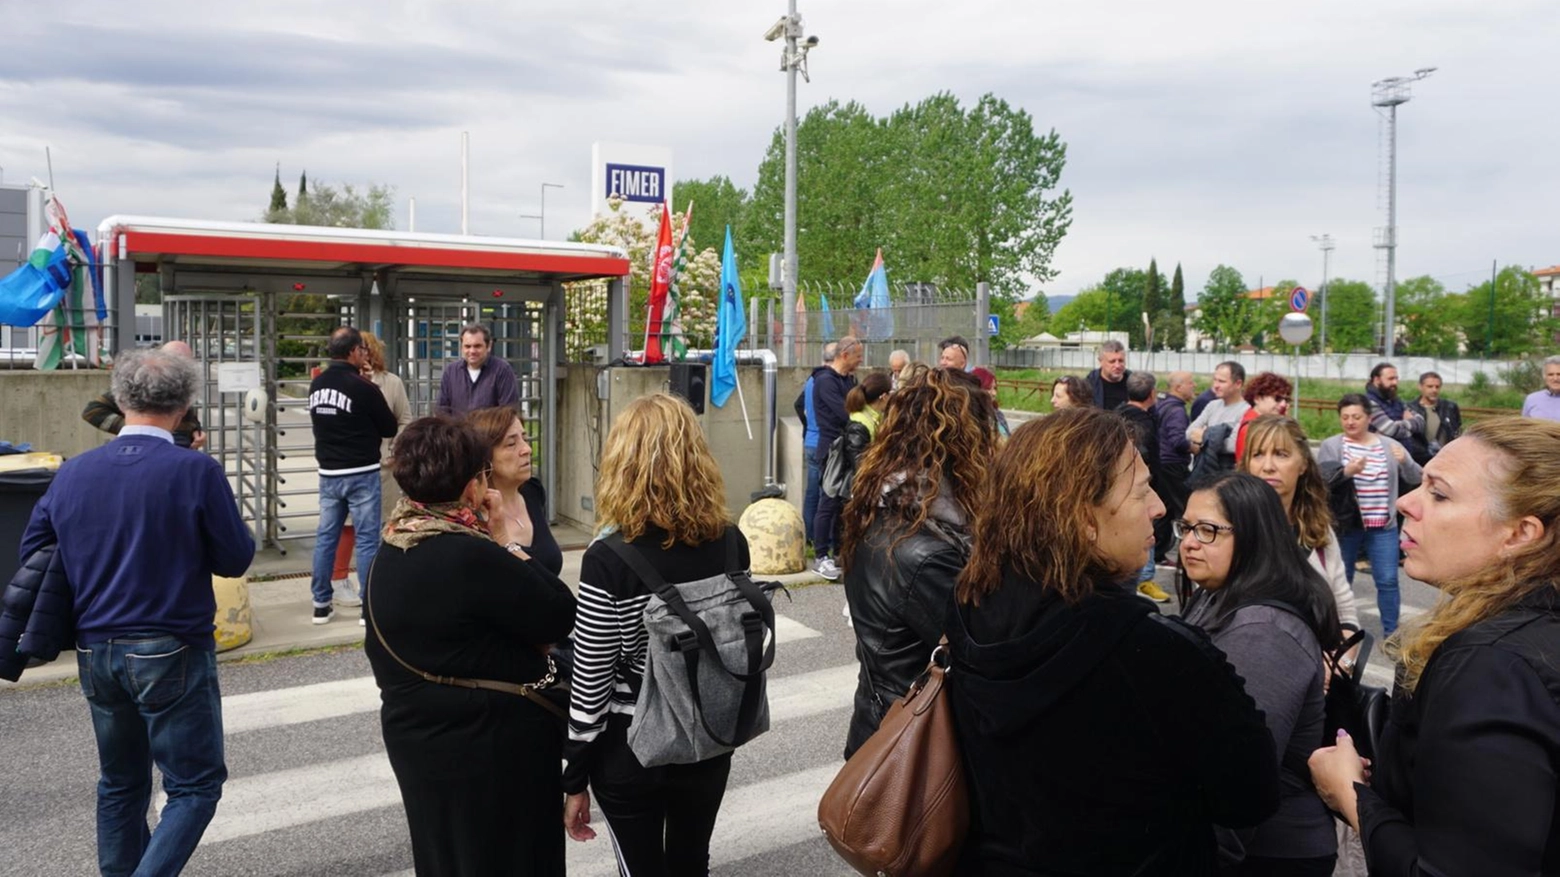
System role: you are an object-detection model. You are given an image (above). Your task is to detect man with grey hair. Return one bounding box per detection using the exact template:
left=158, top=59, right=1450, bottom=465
left=22, top=347, right=254, bottom=876
left=1116, top=372, right=1170, bottom=601
left=1086, top=339, right=1132, bottom=410
left=1153, top=370, right=1197, bottom=564
left=811, top=335, right=862, bottom=580
left=888, top=349, right=910, bottom=390
left=436, top=323, right=520, bottom=416
left=82, top=340, right=207, bottom=449
left=794, top=341, right=841, bottom=548
left=1522, top=355, right=1560, bottom=421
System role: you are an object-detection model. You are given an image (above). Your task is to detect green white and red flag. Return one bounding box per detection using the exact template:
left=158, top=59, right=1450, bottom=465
left=642, top=203, right=675, bottom=363
left=659, top=202, right=694, bottom=361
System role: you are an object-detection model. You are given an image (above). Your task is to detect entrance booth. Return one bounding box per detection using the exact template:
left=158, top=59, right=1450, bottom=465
left=96, top=216, right=630, bottom=549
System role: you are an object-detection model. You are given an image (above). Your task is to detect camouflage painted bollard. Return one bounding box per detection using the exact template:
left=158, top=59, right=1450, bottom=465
left=213, top=574, right=253, bottom=652
left=738, top=498, right=807, bottom=575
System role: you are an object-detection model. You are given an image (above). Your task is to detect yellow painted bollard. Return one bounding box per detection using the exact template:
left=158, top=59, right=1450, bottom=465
left=213, top=574, right=253, bottom=652
left=738, top=497, right=807, bottom=575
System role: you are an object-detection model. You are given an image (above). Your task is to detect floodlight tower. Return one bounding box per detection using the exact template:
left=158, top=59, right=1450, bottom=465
left=1311, top=234, right=1334, bottom=351
left=765, top=5, right=819, bottom=365
left=1371, top=67, right=1436, bottom=356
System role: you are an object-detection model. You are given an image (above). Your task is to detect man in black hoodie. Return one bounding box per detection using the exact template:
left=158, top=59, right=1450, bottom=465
left=1117, top=372, right=1170, bottom=602
left=308, top=326, right=398, bottom=625
left=810, top=335, right=861, bottom=580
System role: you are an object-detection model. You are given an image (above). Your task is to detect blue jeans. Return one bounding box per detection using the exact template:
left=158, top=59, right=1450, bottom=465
left=1138, top=555, right=1156, bottom=586
left=311, top=471, right=382, bottom=608
left=75, top=635, right=226, bottom=877
left=803, top=454, right=821, bottom=547
left=1339, top=524, right=1401, bottom=634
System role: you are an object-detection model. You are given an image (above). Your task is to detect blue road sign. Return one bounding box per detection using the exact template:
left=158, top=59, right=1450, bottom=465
left=987, top=314, right=1000, bottom=336
left=1290, top=286, right=1309, bottom=312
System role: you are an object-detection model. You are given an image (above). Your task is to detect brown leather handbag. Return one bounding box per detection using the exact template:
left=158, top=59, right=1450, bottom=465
left=817, top=640, right=969, bottom=877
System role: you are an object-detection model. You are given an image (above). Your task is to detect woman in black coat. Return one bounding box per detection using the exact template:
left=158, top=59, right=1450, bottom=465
left=838, top=366, right=997, bottom=758
left=948, top=408, right=1280, bottom=876
left=1310, top=418, right=1560, bottom=875
left=364, top=417, right=577, bottom=876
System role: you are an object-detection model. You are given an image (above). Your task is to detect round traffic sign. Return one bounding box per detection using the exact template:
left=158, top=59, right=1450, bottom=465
left=1289, top=286, right=1309, bottom=312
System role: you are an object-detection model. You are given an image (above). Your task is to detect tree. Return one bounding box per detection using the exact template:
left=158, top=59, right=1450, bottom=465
left=265, top=179, right=395, bottom=229
left=672, top=176, right=750, bottom=277
left=1455, top=266, right=1555, bottom=357
left=269, top=165, right=288, bottom=214
left=1143, top=258, right=1164, bottom=349
left=1159, top=263, right=1187, bottom=351
left=1396, top=275, right=1458, bottom=357
left=1194, top=265, right=1254, bottom=349
left=1051, top=288, right=1114, bottom=336
left=745, top=91, right=1072, bottom=310
left=1250, top=279, right=1298, bottom=350
left=1321, top=279, right=1378, bottom=353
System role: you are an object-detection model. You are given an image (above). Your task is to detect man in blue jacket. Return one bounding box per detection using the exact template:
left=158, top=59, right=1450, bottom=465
left=21, top=347, right=255, bottom=877
left=793, top=341, right=837, bottom=548
left=811, top=336, right=861, bottom=579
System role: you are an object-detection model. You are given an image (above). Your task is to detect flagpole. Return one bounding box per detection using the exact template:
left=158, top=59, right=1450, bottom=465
left=733, top=356, right=753, bottom=440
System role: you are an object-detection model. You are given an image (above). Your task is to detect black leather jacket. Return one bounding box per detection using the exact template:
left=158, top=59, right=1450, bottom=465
left=841, top=514, right=967, bottom=758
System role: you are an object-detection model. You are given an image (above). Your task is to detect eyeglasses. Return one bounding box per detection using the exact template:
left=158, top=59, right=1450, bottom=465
left=1172, top=520, right=1235, bottom=544
left=477, top=466, right=494, bottom=482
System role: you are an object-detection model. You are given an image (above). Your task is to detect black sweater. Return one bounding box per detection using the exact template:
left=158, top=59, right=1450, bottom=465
left=946, top=574, right=1279, bottom=876
left=1358, top=587, right=1560, bottom=876
left=308, top=361, right=397, bottom=475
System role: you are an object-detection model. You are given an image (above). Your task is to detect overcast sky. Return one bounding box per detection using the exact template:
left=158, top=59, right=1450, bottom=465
left=1, top=0, right=1555, bottom=299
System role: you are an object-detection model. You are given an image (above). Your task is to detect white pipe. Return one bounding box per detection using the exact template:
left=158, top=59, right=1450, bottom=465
left=636, top=349, right=781, bottom=492
left=460, top=132, right=469, bottom=235
left=408, top=197, right=416, bottom=233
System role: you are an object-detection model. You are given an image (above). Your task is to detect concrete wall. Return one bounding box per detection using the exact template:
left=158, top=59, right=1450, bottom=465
left=0, top=371, right=114, bottom=457
left=553, top=363, right=812, bottom=532
left=998, top=346, right=1538, bottom=387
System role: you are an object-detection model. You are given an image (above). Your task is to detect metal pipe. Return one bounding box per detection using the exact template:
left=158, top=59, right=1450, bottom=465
left=779, top=0, right=799, bottom=367
left=649, top=348, right=782, bottom=492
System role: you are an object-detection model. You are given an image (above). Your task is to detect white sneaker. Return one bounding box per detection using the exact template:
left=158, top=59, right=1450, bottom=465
left=816, top=556, right=841, bottom=581
left=333, top=576, right=362, bottom=608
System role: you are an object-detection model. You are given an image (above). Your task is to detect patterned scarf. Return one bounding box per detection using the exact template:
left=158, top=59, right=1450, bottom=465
left=382, top=497, right=489, bottom=550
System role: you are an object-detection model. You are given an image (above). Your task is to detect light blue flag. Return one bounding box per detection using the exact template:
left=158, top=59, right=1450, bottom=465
left=711, top=225, right=745, bottom=408
left=855, top=248, right=894, bottom=340
left=820, top=293, right=836, bottom=341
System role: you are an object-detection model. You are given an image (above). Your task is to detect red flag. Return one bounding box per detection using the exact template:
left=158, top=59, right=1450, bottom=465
left=643, top=203, right=675, bottom=363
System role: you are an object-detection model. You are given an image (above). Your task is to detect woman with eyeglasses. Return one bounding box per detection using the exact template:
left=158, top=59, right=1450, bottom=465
left=947, top=408, right=1278, bottom=875
left=1176, top=471, right=1343, bottom=875
left=364, top=416, right=578, bottom=876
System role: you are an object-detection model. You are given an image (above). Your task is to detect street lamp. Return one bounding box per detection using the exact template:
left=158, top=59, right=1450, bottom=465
left=766, top=6, right=819, bottom=366
left=1371, top=66, right=1436, bottom=356
left=1310, top=234, right=1334, bottom=352
left=539, top=182, right=564, bottom=240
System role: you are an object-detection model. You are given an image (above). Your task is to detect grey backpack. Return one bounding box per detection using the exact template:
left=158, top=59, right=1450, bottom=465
left=602, top=528, right=784, bottom=767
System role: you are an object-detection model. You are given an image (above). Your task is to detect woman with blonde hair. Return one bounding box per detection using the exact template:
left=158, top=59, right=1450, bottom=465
left=1239, top=414, right=1359, bottom=632
left=562, top=393, right=750, bottom=875
left=360, top=332, right=413, bottom=506
left=1310, top=418, right=1560, bottom=875
left=948, top=408, right=1279, bottom=875
left=463, top=407, right=560, bottom=575
left=838, top=366, right=997, bottom=757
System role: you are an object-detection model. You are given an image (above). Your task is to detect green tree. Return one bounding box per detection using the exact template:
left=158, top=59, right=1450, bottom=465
left=1321, top=279, right=1378, bottom=352
left=1158, top=263, right=1187, bottom=351
left=1143, top=258, right=1164, bottom=349
left=671, top=176, right=750, bottom=270
left=1396, top=275, right=1458, bottom=357
left=1194, top=265, right=1253, bottom=349
left=269, top=165, right=288, bottom=214
left=1250, top=279, right=1298, bottom=350
left=1455, top=266, right=1555, bottom=357
left=266, top=179, right=395, bottom=229
left=1051, top=288, right=1113, bottom=335
left=1005, top=292, right=1051, bottom=345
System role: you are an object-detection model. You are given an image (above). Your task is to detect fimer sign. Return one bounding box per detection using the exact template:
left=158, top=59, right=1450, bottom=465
left=606, top=163, right=665, bottom=204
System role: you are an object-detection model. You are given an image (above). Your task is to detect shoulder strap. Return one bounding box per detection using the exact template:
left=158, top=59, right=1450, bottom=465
left=365, top=555, right=567, bottom=721
left=601, top=528, right=776, bottom=747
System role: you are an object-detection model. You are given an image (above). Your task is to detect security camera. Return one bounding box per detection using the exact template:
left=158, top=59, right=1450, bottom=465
left=763, top=17, right=788, bottom=41
left=802, top=35, right=819, bottom=48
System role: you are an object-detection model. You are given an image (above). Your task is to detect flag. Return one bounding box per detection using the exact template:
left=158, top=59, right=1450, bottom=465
left=794, top=289, right=808, bottom=356
left=711, top=225, right=745, bottom=408
left=819, top=292, right=835, bottom=341
left=854, top=248, right=894, bottom=341
left=642, top=203, right=674, bottom=363
left=659, top=203, right=693, bottom=361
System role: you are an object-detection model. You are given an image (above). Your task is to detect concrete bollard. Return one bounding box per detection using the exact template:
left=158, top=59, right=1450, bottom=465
left=738, top=498, right=807, bottom=575
left=213, top=574, right=253, bottom=652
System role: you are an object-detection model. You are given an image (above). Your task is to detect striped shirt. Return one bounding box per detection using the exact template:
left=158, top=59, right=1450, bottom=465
left=1345, top=439, right=1392, bottom=528
left=561, top=527, right=750, bottom=794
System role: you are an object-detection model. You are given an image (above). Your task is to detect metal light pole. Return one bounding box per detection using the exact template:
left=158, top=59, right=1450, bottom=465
left=1371, top=67, right=1435, bottom=357
left=767, top=7, right=818, bottom=366
left=1311, top=234, right=1334, bottom=352
left=539, top=183, right=564, bottom=240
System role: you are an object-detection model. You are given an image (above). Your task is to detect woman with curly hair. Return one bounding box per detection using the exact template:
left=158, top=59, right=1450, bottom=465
left=562, top=393, right=751, bottom=874
left=947, top=408, right=1278, bottom=875
left=1311, top=418, right=1560, bottom=875
left=838, top=366, right=997, bottom=757
left=1234, top=371, right=1293, bottom=461
left=1050, top=374, right=1091, bottom=411
left=1239, top=415, right=1359, bottom=631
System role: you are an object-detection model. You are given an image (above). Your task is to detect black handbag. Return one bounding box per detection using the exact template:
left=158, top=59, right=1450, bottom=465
left=1324, top=629, right=1390, bottom=761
